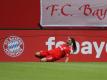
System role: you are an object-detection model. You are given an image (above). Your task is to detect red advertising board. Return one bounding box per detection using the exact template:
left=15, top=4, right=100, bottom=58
left=0, top=30, right=107, bottom=62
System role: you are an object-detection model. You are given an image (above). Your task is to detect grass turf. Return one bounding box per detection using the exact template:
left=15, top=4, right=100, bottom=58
left=0, top=62, right=107, bottom=80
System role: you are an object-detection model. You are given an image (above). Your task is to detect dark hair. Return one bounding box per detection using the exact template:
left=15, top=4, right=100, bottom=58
left=70, top=38, right=77, bottom=52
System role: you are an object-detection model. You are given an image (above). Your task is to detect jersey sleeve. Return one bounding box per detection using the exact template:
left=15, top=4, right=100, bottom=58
left=65, top=53, right=70, bottom=57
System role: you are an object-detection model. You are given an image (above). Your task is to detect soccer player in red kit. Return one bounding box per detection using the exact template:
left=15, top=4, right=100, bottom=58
left=35, top=37, right=77, bottom=62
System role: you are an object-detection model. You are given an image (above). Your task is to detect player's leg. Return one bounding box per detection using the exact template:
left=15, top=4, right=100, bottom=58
left=41, top=55, right=54, bottom=62
left=35, top=51, right=48, bottom=58
left=40, top=58, right=47, bottom=62
left=35, top=52, right=41, bottom=56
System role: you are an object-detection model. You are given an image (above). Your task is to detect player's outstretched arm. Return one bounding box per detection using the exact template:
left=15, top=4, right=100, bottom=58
left=65, top=57, right=69, bottom=62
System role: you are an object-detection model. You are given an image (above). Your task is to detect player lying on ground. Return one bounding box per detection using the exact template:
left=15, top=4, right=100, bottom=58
left=35, top=37, right=77, bottom=62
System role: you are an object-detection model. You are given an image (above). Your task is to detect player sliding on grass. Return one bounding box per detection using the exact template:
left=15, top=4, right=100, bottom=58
left=35, top=37, right=77, bottom=62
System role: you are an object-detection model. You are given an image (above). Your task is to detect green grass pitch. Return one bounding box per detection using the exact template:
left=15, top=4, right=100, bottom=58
left=0, top=62, right=107, bottom=80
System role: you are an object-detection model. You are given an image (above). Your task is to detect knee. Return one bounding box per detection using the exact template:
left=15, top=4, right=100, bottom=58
left=41, top=58, right=47, bottom=62
left=35, top=52, right=41, bottom=56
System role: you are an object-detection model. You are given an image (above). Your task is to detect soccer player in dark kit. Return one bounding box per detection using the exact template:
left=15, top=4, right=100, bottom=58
left=35, top=37, right=77, bottom=62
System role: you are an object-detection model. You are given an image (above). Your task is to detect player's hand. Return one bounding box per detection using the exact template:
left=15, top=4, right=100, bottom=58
left=65, top=57, right=69, bottom=62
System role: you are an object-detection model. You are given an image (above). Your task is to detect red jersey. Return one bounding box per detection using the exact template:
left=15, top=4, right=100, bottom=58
left=48, top=44, right=73, bottom=59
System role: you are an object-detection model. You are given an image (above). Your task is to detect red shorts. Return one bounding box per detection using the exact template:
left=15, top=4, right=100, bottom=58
left=40, top=50, right=61, bottom=61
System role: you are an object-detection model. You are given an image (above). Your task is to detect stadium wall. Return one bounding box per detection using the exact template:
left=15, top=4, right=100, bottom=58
left=0, top=0, right=40, bottom=29
left=0, top=30, right=107, bottom=62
